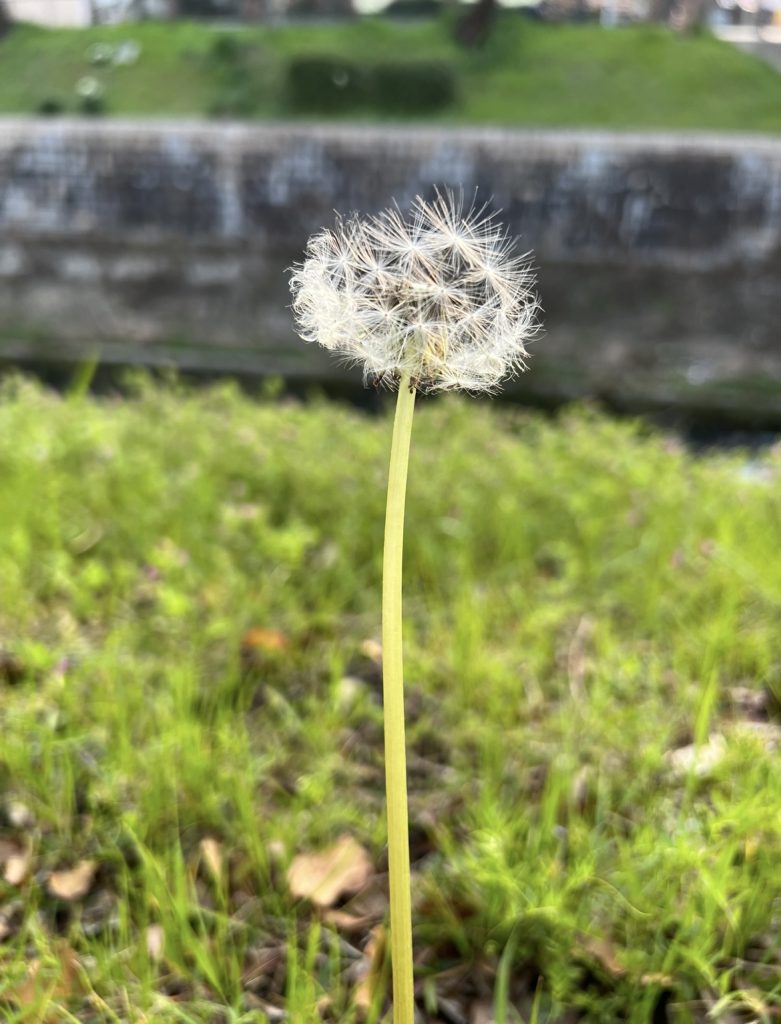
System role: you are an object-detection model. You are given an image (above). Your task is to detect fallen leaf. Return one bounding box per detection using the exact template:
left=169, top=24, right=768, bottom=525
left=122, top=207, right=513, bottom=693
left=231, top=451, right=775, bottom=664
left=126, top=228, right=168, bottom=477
left=199, top=837, right=223, bottom=881
left=47, top=860, right=96, bottom=901
left=4, top=850, right=31, bottom=887
left=7, top=942, right=83, bottom=1008
left=360, top=639, right=383, bottom=666
left=470, top=1000, right=493, bottom=1024
left=6, top=801, right=34, bottom=829
left=353, top=925, right=386, bottom=1015
left=241, top=627, right=289, bottom=654
left=287, top=834, right=373, bottom=909
left=581, top=935, right=625, bottom=978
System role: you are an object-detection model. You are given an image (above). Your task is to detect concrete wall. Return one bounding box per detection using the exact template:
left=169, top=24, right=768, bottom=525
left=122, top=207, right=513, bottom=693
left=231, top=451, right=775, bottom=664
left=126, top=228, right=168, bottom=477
left=1, top=118, right=781, bottom=420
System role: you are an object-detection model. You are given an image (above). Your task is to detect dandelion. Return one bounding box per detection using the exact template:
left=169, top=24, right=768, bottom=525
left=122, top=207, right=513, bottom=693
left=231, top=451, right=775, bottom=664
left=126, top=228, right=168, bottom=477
left=289, top=191, right=539, bottom=1024
left=290, top=190, right=538, bottom=394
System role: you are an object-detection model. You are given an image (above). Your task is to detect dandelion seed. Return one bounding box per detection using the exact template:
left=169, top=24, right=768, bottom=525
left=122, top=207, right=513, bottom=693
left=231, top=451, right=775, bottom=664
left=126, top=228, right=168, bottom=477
left=289, top=190, right=539, bottom=393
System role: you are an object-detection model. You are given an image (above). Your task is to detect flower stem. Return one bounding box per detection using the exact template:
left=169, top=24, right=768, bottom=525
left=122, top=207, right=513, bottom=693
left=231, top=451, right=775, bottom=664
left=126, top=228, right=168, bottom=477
left=382, top=370, right=416, bottom=1024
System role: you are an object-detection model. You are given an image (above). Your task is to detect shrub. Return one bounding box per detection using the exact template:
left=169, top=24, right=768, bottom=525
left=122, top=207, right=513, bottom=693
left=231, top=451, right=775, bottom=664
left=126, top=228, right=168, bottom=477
left=37, top=97, right=66, bottom=116
left=210, top=33, right=241, bottom=63
left=286, top=55, right=370, bottom=113
left=369, top=60, right=457, bottom=113
left=79, top=93, right=107, bottom=116
left=286, top=55, right=457, bottom=115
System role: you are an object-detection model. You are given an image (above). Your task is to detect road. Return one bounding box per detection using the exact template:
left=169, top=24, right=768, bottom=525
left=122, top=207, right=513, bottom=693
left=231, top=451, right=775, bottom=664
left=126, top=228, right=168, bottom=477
left=714, top=24, right=781, bottom=71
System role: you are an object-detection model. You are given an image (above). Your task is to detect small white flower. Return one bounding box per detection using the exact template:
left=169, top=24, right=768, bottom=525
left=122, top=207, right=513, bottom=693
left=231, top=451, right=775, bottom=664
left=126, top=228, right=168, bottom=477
left=289, top=191, right=539, bottom=393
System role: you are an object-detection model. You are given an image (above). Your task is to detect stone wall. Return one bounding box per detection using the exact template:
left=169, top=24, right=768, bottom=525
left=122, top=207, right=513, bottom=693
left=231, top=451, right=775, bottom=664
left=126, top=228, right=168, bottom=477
left=2, top=118, right=781, bottom=419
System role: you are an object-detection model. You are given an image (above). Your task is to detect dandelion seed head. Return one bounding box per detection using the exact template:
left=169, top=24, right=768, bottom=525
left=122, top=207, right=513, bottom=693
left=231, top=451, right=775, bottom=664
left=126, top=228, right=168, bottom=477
left=289, top=190, right=540, bottom=393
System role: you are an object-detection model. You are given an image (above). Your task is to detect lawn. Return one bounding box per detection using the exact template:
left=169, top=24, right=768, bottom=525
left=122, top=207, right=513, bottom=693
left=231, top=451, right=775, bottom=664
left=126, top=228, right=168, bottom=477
left=1, top=375, right=781, bottom=1021
left=1, top=17, right=781, bottom=130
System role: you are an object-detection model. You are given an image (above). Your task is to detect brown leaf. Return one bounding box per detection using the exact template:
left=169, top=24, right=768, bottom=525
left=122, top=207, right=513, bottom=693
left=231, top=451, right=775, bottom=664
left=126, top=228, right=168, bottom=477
left=199, top=837, right=224, bottom=881
left=242, top=628, right=289, bottom=654
left=7, top=942, right=83, bottom=1009
left=287, top=834, right=373, bottom=909
left=323, top=875, right=387, bottom=933
left=4, top=849, right=31, bottom=887
left=353, top=925, right=386, bottom=1015
left=470, top=1000, right=494, bottom=1024
left=360, top=639, right=383, bottom=666
left=581, top=936, right=625, bottom=978
left=47, top=860, right=96, bottom=901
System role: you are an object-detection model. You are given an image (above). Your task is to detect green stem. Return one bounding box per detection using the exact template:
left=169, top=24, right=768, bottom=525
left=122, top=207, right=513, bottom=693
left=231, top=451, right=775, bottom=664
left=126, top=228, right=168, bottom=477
left=382, top=369, right=416, bottom=1024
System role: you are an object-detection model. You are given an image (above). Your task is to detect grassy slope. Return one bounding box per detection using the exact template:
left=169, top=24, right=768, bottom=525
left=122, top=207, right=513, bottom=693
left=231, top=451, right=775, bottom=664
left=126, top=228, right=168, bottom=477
left=1, top=18, right=781, bottom=129
left=1, top=378, right=781, bottom=1020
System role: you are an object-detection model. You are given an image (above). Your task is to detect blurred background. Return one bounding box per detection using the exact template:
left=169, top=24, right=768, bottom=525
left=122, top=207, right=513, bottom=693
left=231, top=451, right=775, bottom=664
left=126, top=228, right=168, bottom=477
left=1, top=0, right=781, bottom=423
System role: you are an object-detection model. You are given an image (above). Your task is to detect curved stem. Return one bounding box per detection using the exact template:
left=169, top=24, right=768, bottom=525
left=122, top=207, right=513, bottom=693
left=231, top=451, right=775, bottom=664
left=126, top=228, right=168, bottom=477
left=382, top=370, right=416, bottom=1024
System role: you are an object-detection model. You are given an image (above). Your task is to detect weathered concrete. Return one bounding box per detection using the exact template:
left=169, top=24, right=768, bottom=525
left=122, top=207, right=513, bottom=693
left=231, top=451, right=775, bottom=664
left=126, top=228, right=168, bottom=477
left=1, top=118, right=781, bottom=420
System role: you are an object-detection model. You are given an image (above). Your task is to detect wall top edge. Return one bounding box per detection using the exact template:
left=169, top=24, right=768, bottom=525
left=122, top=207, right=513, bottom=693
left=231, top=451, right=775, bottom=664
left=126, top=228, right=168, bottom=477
left=0, top=117, right=780, bottom=156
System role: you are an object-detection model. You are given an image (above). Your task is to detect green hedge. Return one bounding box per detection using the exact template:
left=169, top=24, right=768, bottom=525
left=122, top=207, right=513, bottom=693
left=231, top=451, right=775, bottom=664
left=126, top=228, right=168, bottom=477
left=286, top=55, right=457, bottom=115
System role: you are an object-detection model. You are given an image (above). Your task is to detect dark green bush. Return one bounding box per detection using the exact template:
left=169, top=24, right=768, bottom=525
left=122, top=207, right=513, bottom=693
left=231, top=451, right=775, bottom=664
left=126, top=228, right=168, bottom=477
left=286, top=55, right=457, bottom=114
left=79, top=93, right=107, bottom=116
left=369, top=60, right=457, bottom=113
left=210, top=33, right=241, bottom=63
left=37, top=97, right=66, bottom=116
left=286, top=55, right=370, bottom=113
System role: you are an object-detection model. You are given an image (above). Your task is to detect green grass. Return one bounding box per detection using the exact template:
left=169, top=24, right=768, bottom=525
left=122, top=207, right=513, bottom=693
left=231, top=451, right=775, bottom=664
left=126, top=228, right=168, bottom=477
left=2, top=17, right=781, bottom=129
left=2, top=375, right=781, bottom=1021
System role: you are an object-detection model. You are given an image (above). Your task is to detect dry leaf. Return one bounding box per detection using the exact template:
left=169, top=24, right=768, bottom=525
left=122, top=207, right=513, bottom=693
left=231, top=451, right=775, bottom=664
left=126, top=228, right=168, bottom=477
left=7, top=801, right=34, bottom=829
left=8, top=942, right=82, bottom=1008
left=4, top=850, right=31, bottom=887
left=469, top=1001, right=494, bottom=1024
left=353, top=925, right=386, bottom=1014
left=242, top=628, right=289, bottom=654
left=199, top=837, right=223, bottom=881
left=581, top=936, right=625, bottom=978
left=360, top=639, right=383, bottom=665
left=287, top=834, right=373, bottom=909
left=146, top=924, right=165, bottom=961
left=47, top=860, right=96, bottom=901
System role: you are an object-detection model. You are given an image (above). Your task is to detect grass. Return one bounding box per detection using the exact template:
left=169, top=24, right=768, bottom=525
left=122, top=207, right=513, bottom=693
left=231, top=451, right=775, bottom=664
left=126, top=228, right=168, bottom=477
left=1, top=375, right=781, bottom=1021
left=2, top=17, right=781, bottom=129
